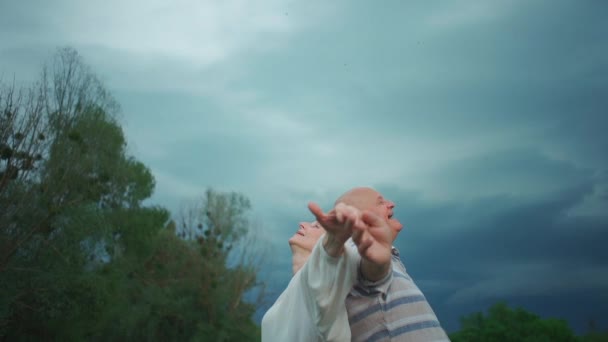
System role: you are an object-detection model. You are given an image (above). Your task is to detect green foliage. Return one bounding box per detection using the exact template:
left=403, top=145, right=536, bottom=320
left=42, top=104, right=152, bottom=210
left=1, top=47, right=263, bottom=341
left=87, top=193, right=261, bottom=341
left=579, top=331, right=608, bottom=342
left=450, top=302, right=579, bottom=342
left=198, top=188, right=251, bottom=247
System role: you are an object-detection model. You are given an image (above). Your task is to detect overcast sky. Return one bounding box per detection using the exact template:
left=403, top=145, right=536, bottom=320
left=2, top=0, right=607, bottom=334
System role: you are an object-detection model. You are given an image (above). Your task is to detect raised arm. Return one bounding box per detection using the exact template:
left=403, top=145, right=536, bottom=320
left=309, top=202, right=392, bottom=284
left=351, top=210, right=393, bottom=282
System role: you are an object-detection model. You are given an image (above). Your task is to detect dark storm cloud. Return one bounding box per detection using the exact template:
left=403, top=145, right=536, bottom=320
left=374, top=148, right=608, bottom=332
left=3, top=0, right=607, bottom=334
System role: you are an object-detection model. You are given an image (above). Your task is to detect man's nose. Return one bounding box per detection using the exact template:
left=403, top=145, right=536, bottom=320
left=387, top=200, right=395, bottom=209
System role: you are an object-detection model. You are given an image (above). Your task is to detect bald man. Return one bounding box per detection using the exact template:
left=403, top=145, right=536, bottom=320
left=336, top=187, right=448, bottom=341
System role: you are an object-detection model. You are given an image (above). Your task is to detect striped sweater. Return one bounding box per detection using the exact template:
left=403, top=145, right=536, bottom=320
left=346, top=244, right=450, bottom=341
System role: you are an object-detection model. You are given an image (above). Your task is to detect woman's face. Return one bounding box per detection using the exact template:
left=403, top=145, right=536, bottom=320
left=288, top=221, right=326, bottom=252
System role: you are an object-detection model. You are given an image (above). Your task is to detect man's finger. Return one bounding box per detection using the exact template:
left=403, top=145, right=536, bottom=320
left=336, top=208, right=346, bottom=223
left=353, top=226, right=373, bottom=245
left=352, top=227, right=363, bottom=245
left=357, top=235, right=373, bottom=254
left=346, top=208, right=362, bottom=230
left=361, top=210, right=384, bottom=226
left=351, top=214, right=368, bottom=242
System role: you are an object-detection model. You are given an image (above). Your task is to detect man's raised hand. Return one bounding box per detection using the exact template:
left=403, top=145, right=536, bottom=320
left=351, top=210, right=393, bottom=280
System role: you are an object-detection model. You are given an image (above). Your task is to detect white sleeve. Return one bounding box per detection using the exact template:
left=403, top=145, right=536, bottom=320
left=262, top=270, right=312, bottom=342
left=300, top=235, right=361, bottom=341
left=261, top=236, right=360, bottom=342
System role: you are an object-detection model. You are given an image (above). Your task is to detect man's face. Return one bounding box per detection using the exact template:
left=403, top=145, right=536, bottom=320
left=341, top=187, right=404, bottom=241
left=288, top=221, right=326, bottom=253
left=369, top=192, right=403, bottom=241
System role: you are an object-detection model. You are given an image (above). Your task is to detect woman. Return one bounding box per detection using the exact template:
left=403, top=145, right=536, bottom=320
left=261, top=206, right=362, bottom=342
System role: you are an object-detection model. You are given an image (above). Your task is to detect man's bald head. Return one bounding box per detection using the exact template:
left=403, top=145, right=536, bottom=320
left=335, top=187, right=380, bottom=210
left=335, top=186, right=403, bottom=241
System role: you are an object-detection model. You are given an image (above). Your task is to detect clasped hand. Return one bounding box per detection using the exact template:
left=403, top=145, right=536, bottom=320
left=308, top=202, right=392, bottom=268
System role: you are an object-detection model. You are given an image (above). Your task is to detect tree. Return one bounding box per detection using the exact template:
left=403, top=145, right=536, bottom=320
left=0, top=47, right=159, bottom=340
left=1, top=78, right=51, bottom=276
left=0, top=47, right=121, bottom=272
left=449, top=302, right=578, bottom=342
left=84, top=189, right=264, bottom=341
left=0, top=78, right=48, bottom=192
left=171, top=189, right=264, bottom=338
left=1, top=47, right=265, bottom=341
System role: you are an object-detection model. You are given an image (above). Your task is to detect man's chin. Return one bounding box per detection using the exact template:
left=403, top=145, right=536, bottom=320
left=389, top=219, right=404, bottom=233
